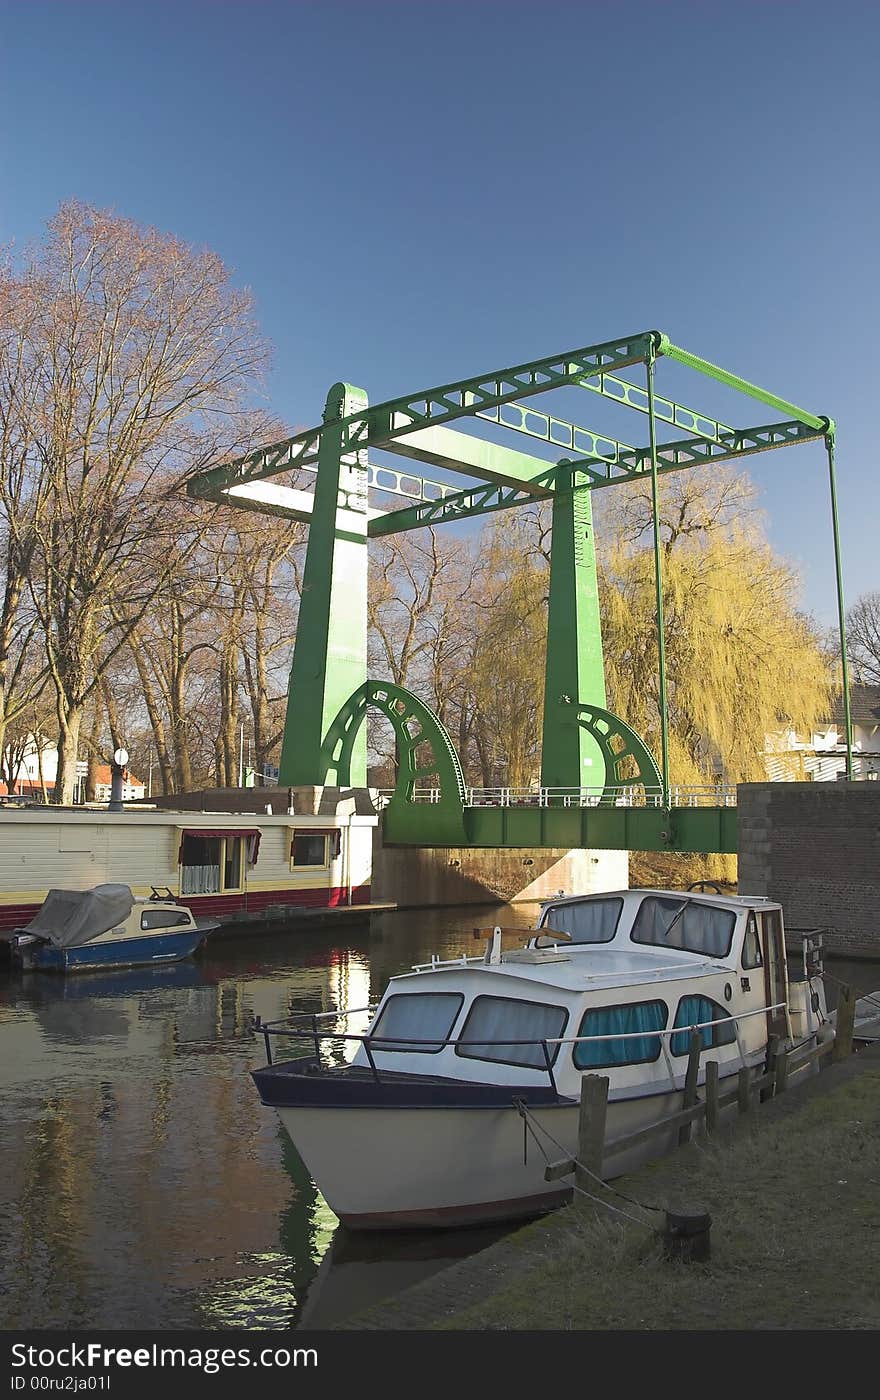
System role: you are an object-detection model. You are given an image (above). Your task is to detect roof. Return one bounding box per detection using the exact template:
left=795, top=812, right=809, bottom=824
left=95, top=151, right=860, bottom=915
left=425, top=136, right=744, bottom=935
left=92, top=764, right=144, bottom=787
left=829, top=684, right=880, bottom=729
left=395, top=947, right=733, bottom=997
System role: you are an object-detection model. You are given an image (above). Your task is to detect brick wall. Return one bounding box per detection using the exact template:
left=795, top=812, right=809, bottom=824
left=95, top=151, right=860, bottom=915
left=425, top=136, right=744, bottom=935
left=737, top=783, right=880, bottom=959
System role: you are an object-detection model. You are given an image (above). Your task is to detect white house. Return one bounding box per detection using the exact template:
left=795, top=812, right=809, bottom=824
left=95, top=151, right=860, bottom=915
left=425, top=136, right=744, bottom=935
left=1, top=735, right=145, bottom=802
left=766, top=683, right=880, bottom=782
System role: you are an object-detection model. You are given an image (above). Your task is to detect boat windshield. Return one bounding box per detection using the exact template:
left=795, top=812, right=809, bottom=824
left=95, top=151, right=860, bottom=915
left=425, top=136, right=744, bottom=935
left=539, top=897, right=623, bottom=944
left=631, top=896, right=735, bottom=958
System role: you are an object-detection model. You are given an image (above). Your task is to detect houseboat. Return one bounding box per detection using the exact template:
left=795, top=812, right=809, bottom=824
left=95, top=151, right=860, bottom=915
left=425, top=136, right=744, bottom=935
left=0, top=795, right=377, bottom=936
left=252, top=888, right=831, bottom=1230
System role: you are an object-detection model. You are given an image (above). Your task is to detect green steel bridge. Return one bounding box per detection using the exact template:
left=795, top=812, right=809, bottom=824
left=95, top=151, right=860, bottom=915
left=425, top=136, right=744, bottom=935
left=188, top=331, right=852, bottom=855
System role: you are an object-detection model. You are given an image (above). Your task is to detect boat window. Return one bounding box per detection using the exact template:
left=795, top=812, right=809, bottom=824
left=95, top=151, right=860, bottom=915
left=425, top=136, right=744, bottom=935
left=369, top=992, right=463, bottom=1053
left=573, top=1000, right=667, bottom=1069
left=291, top=833, right=329, bottom=869
left=538, top=898, right=623, bottom=945
left=742, top=913, right=763, bottom=969
left=455, top=996, right=568, bottom=1069
left=671, top=995, right=737, bottom=1055
left=631, top=896, right=735, bottom=958
left=140, top=909, right=192, bottom=930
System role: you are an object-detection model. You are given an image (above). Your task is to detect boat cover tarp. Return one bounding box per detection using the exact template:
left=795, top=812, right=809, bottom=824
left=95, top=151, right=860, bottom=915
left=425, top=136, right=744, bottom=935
left=22, top=884, right=134, bottom=948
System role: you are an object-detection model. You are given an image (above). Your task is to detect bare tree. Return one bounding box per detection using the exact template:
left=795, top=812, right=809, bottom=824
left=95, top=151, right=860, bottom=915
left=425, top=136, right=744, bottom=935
left=846, top=591, right=880, bottom=685
left=5, top=201, right=269, bottom=800
left=0, top=272, right=49, bottom=761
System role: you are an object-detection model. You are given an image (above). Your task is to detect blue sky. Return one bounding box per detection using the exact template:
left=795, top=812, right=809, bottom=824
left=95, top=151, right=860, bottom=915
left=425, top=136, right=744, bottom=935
left=2, top=1, right=878, bottom=624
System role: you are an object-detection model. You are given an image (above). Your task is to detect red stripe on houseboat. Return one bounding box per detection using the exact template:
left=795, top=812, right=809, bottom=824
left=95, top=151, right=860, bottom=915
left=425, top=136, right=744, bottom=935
left=0, top=885, right=372, bottom=933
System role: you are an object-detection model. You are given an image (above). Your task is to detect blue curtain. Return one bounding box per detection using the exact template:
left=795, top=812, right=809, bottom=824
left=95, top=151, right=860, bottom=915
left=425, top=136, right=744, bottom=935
left=574, top=1001, right=667, bottom=1068
left=671, top=995, right=736, bottom=1055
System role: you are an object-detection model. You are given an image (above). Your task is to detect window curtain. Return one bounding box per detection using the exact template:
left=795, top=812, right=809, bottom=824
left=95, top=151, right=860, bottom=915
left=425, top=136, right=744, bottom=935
left=180, top=864, right=220, bottom=895
left=671, top=995, right=736, bottom=1055
left=457, top=996, right=568, bottom=1068
left=542, top=898, right=622, bottom=943
left=632, top=897, right=734, bottom=958
left=370, top=993, right=462, bottom=1052
left=574, top=1001, right=667, bottom=1068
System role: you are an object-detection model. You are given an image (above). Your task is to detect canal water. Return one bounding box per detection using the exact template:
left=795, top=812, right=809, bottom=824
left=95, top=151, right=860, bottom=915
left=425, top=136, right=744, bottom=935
left=0, top=903, right=538, bottom=1331
left=0, top=904, right=873, bottom=1331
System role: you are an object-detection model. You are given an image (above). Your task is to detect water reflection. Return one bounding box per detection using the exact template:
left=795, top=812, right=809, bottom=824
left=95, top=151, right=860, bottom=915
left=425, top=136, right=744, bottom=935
left=0, top=904, right=536, bottom=1330
left=4, top=904, right=866, bottom=1331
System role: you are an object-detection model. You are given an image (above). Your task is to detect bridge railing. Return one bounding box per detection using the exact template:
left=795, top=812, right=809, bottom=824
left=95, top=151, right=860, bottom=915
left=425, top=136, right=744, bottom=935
left=374, top=784, right=738, bottom=809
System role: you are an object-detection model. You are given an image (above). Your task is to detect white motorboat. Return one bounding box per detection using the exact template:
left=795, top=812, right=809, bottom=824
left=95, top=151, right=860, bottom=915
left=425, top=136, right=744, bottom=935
left=252, top=889, right=830, bottom=1230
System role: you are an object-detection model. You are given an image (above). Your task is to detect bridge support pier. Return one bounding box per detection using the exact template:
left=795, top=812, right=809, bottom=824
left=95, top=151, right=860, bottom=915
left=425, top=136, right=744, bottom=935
left=541, top=473, right=607, bottom=793
left=279, top=382, right=370, bottom=787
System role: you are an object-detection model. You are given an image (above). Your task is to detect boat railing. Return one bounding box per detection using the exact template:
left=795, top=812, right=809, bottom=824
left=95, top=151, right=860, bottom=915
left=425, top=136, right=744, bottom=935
left=253, top=1001, right=788, bottom=1096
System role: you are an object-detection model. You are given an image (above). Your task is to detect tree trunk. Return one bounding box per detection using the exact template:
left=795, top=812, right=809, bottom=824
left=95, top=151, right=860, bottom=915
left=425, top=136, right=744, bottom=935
left=130, top=640, right=176, bottom=795
left=54, top=705, right=83, bottom=804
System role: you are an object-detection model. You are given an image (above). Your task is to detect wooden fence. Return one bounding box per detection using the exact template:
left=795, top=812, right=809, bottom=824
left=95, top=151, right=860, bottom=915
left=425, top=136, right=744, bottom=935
left=545, top=987, right=854, bottom=1186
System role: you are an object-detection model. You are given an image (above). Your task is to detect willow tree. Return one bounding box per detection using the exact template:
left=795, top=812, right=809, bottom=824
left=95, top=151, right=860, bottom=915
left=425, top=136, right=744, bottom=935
left=465, top=512, right=549, bottom=788
left=595, top=467, right=831, bottom=787
left=6, top=201, right=268, bottom=801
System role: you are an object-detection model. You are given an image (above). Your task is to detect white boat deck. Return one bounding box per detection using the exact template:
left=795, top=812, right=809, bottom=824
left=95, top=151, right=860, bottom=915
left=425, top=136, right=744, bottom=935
left=408, top=944, right=732, bottom=994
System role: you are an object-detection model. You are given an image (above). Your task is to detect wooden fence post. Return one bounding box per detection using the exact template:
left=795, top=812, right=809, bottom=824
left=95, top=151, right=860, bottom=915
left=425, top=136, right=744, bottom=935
left=833, top=985, right=855, bottom=1062
left=737, top=1066, right=751, bottom=1115
left=705, top=1060, right=719, bottom=1135
left=576, top=1074, right=609, bottom=1200
left=679, top=1030, right=702, bottom=1146
left=761, top=1034, right=780, bottom=1103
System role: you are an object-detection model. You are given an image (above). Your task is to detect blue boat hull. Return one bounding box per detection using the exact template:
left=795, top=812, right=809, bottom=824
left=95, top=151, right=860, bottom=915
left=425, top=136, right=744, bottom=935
left=31, top=929, right=206, bottom=973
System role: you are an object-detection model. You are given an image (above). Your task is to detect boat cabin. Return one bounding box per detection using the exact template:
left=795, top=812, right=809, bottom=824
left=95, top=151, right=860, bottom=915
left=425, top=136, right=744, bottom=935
left=355, top=889, right=820, bottom=1097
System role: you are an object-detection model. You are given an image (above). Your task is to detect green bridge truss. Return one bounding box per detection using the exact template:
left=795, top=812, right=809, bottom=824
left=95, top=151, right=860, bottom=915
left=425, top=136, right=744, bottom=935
left=188, top=332, right=851, bottom=854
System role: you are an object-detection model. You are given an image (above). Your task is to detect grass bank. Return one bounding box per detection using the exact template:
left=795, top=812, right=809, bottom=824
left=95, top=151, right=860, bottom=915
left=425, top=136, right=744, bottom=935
left=343, top=1044, right=880, bottom=1331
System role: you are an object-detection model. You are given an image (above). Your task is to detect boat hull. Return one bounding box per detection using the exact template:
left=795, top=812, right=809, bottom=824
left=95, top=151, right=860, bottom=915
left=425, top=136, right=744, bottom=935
left=26, top=928, right=206, bottom=972
left=263, top=1081, right=699, bottom=1229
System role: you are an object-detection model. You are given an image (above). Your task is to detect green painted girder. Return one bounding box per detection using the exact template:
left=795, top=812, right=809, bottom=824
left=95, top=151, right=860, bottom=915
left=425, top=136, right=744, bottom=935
left=380, top=801, right=737, bottom=854
left=186, top=333, right=655, bottom=501
left=368, top=479, right=550, bottom=536
left=382, top=423, right=558, bottom=493
left=367, top=419, right=827, bottom=534
left=661, top=340, right=826, bottom=431
left=566, top=419, right=828, bottom=489
left=575, top=371, right=735, bottom=443
left=476, top=376, right=732, bottom=449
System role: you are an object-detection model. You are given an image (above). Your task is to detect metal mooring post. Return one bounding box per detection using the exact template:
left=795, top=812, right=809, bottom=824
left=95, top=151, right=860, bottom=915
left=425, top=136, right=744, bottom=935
left=662, top=1203, right=712, bottom=1262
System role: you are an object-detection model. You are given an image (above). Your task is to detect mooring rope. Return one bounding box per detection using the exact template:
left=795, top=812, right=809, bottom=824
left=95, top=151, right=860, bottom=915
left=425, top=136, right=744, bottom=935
left=514, top=1099, right=663, bottom=1226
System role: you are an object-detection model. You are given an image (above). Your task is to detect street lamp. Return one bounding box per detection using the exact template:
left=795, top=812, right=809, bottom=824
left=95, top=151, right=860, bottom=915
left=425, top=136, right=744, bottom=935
left=109, top=746, right=128, bottom=812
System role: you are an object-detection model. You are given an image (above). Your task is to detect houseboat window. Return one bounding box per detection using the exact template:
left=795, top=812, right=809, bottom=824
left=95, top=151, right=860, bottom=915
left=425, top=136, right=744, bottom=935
left=140, top=909, right=192, bottom=930
left=671, top=995, right=737, bottom=1055
left=180, top=835, right=245, bottom=895
left=573, top=1000, right=667, bottom=1069
left=455, top=996, right=568, bottom=1069
left=369, top=992, right=463, bottom=1053
left=631, top=896, right=735, bottom=958
left=291, top=833, right=329, bottom=869
left=538, top=897, right=623, bottom=945
left=224, top=838, right=242, bottom=891
left=742, top=913, right=763, bottom=969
